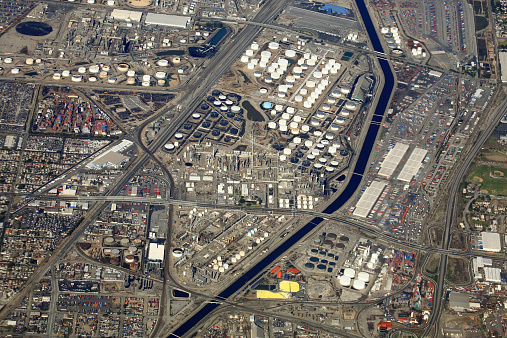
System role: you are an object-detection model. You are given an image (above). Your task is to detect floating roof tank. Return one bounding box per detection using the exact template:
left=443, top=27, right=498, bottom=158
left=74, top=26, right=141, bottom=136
left=339, top=275, right=351, bottom=286
left=357, top=272, right=370, bottom=282
left=344, top=268, right=355, bottom=278
left=353, top=279, right=366, bottom=290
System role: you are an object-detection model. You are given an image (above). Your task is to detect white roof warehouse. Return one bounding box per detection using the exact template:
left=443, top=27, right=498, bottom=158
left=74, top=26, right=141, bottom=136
left=145, top=13, right=191, bottom=29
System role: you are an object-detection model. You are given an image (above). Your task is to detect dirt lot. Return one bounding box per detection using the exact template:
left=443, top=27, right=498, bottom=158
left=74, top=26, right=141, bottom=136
left=446, top=256, right=471, bottom=285
left=449, top=231, right=468, bottom=251
left=430, top=227, right=443, bottom=247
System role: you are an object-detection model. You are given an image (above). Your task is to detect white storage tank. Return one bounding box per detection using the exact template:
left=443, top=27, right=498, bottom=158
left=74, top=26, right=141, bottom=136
left=339, top=276, right=351, bottom=287
left=261, top=51, right=272, bottom=58
left=157, top=59, right=169, bottom=67
left=353, top=279, right=366, bottom=290
left=345, top=101, right=357, bottom=110
left=357, top=271, right=370, bottom=282
left=285, top=50, right=296, bottom=58
left=268, top=42, right=279, bottom=49
left=331, top=90, right=342, bottom=98
left=344, top=268, right=355, bottom=278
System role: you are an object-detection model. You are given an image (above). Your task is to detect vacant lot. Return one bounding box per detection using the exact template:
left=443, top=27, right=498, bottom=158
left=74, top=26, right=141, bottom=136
left=430, top=227, right=443, bottom=247
left=425, top=254, right=440, bottom=274
left=449, top=232, right=467, bottom=251
left=446, top=256, right=471, bottom=285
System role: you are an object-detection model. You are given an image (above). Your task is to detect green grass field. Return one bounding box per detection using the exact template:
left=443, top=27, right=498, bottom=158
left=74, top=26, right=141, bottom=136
left=468, top=164, right=507, bottom=195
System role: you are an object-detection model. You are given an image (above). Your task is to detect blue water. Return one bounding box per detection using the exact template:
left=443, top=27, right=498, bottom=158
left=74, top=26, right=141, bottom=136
left=208, top=27, right=228, bottom=46
left=168, top=0, right=392, bottom=335
left=321, top=3, right=350, bottom=15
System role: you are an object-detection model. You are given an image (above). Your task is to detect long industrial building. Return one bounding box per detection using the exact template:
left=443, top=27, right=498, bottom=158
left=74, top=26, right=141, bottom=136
left=353, top=181, right=387, bottom=218
left=378, top=142, right=409, bottom=178
left=145, top=13, right=190, bottom=29
left=110, top=9, right=143, bottom=22
left=398, top=147, right=427, bottom=182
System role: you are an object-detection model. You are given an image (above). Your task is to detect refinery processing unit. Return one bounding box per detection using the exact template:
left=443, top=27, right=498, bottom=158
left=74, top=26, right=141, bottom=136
left=0, top=0, right=505, bottom=337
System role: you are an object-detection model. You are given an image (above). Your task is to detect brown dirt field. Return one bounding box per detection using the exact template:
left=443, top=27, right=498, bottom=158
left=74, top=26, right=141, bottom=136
left=480, top=189, right=489, bottom=194
left=483, top=153, right=507, bottom=163
left=446, top=256, right=471, bottom=285
left=449, top=232, right=467, bottom=251
left=494, top=170, right=505, bottom=176
left=430, top=227, right=443, bottom=247
left=473, top=176, right=484, bottom=182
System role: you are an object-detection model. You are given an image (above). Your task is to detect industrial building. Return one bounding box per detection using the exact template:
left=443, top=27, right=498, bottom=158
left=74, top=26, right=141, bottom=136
left=378, top=142, right=409, bottom=177
left=353, top=181, right=387, bottom=218
left=398, top=147, right=427, bottom=182
left=480, top=232, right=502, bottom=252
left=144, top=13, right=190, bottom=29
left=499, top=51, right=507, bottom=83
left=110, top=9, right=143, bottom=22
left=449, top=292, right=471, bottom=312
left=148, top=242, right=165, bottom=261
left=88, top=151, right=128, bottom=169
left=86, top=140, right=133, bottom=169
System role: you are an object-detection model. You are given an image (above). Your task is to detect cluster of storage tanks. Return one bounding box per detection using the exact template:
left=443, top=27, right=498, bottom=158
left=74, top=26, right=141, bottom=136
left=263, top=93, right=355, bottom=172
left=381, top=26, right=402, bottom=50
left=240, top=41, right=343, bottom=107
left=338, top=268, right=370, bottom=291
left=49, top=60, right=180, bottom=86
left=102, top=237, right=141, bottom=269
left=410, top=42, right=426, bottom=58
left=0, top=57, right=45, bottom=75
left=303, top=233, right=348, bottom=273
left=292, top=55, right=342, bottom=109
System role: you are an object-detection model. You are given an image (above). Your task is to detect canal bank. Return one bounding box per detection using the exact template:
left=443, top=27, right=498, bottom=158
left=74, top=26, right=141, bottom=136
left=168, top=0, right=394, bottom=335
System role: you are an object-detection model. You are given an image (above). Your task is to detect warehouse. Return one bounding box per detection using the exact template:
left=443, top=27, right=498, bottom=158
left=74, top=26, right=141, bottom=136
left=110, top=9, right=143, bottom=22
left=480, top=232, right=501, bottom=252
left=378, top=142, right=409, bottom=178
left=499, top=51, right=507, bottom=83
left=398, top=147, right=427, bottom=182
left=353, top=181, right=387, bottom=218
left=145, top=13, right=191, bottom=29
left=148, top=242, right=165, bottom=261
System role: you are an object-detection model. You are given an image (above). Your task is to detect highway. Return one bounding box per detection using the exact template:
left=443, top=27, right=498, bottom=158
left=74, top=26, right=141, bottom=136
left=420, top=90, right=507, bottom=337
